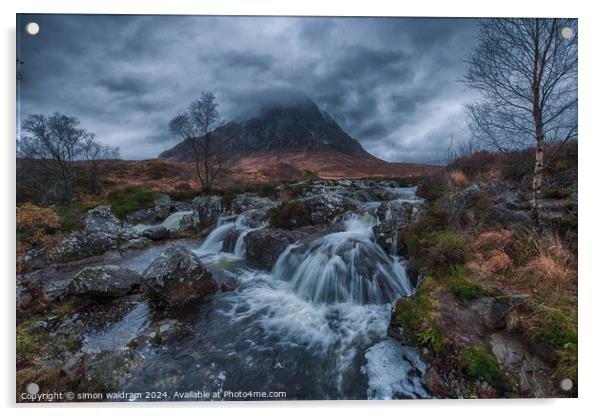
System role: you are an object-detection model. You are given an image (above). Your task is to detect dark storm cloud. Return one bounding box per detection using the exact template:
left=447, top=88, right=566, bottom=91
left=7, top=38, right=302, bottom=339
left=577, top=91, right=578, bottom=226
left=17, top=14, right=478, bottom=162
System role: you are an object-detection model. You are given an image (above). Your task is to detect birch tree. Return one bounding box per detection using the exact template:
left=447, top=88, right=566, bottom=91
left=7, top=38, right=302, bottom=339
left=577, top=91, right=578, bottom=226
left=465, top=18, right=578, bottom=225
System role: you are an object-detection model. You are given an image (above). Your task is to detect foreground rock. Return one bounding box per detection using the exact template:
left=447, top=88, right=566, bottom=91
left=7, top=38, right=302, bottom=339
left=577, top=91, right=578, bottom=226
left=142, top=246, right=218, bottom=307
left=67, top=265, right=143, bottom=299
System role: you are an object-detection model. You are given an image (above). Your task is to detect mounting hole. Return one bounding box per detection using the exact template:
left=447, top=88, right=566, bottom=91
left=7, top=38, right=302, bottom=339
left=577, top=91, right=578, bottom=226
left=560, top=26, right=574, bottom=40
left=25, top=22, right=40, bottom=36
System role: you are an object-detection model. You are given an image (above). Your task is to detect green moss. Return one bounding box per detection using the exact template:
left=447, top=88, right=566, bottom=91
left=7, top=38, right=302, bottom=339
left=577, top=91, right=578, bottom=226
left=533, top=309, right=577, bottom=350
left=448, top=265, right=488, bottom=301
left=394, top=277, right=448, bottom=354
left=56, top=201, right=101, bottom=233
left=459, top=346, right=510, bottom=390
left=267, top=200, right=311, bottom=229
left=16, top=328, right=34, bottom=356
left=105, top=186, right=156, bottom=219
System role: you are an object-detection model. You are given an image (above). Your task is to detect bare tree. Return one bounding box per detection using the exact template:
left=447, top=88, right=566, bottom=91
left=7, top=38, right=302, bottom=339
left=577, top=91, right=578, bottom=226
left=169, top=92, right=224, bottom=192
left=20, top=113, right=90, bottom=202
left=464, top=18, right=577, bottom=225
left=19, top=112, right=119, bottom=202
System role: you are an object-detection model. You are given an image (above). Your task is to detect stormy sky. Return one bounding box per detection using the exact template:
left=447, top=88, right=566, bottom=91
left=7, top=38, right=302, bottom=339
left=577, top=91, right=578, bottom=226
left=17, top=14, right=479, bottom=163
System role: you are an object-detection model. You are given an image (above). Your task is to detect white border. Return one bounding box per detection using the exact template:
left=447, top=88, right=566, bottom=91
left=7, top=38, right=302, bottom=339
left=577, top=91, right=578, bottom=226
left=2, top=1, right=601, bottom=415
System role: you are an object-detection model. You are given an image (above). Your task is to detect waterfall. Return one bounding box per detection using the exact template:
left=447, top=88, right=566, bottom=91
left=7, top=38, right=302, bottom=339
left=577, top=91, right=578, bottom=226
left=198, top=215, right=250, bottom=255
left=271, top=213, right=413, bottom=305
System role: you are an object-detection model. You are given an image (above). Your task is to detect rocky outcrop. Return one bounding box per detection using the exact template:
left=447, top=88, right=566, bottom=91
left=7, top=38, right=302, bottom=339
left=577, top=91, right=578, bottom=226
left=471, top=295, right=528, bottom=329
left=66, top=265, right=143, bottom=299
left=230, top=194, right=276, bottom=215
left=192, top=195, right=224, bottom=229
left=142, top=246, right=218, bottom=308
left=373, top=201, right=415, bottom=255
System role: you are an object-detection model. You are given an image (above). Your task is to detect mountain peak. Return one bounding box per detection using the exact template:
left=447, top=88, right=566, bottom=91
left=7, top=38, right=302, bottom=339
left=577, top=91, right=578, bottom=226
left=160, top=97, right=374, bottom=161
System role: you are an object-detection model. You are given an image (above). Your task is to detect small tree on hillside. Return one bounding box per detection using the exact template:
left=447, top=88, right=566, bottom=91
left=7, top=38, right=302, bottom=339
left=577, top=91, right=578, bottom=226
left=81, top=133, right=121, bottom=194
left=169, top=92, right=224, bottom=193
left=464, top=18, right=577, bottom=225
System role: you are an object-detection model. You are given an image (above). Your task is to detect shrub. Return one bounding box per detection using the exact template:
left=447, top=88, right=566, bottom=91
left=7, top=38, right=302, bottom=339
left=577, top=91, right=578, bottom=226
left=267, top=200, right=311, bottom=229
left=459, top=346, right=511, bottom=390
left=416, top=173, right=447, bottom=203
left=425, top=231, right=466, bottom=270
left=16, top=203, right=60, bottom=242
left=544, top=188, right=572, bottom=199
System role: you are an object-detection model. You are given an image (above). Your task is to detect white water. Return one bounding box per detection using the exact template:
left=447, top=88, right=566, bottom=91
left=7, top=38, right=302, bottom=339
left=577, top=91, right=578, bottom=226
left=271, top=213, right=413, bottom=304
left=131, top=210, right=194, bottom=233
left=107, top=187, right=428, bottom=399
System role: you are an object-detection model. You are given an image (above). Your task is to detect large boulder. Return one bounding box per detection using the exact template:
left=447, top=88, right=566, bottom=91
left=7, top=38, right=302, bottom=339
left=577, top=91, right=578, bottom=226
left=142, top=246, right=218, bottom=307
left=192, top=195, right=224, bottom=228
left=373, top=201, right=415, bottom=255
left=154, top=194, right=173, bottom=220
left=54, top=206, right=122, bottom=262
left=53, top=231, right=118, bottom=262
left=67, top=265, right=143, bottom=299
left=244, top=226, right=328, bottom=270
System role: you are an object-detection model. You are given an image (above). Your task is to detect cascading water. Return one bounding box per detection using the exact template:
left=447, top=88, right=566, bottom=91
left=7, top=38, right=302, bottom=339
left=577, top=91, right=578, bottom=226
left=197, top=215, right=247, bottom=254
left=271, top=213, right=413, bottom=304
left=89, top=186, right=428, bottom=400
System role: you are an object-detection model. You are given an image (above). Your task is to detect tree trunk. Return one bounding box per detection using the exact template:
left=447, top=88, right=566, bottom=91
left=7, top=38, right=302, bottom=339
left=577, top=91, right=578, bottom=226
left=531, top=124, right=545, bottom=226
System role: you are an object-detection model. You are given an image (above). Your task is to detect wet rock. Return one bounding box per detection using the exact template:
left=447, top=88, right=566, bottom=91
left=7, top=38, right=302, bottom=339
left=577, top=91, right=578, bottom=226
left=125, top=208, right=156, bottom=225
left=230, top=194, right=276, bottom=214
left=177, top=213, right=199, bottom=232
left=244, top=226, right=329, bottom=270
left=303, top=194, right=360, bottom=224
left=20, top=247, right=48, bottom=272
left=141, top=225, right=170, bottom=241
left=128, top=319, right=190, bottom=348
left=81, top=349, right=144, bottom=388
left=120, top=237, right=153, bottom=251
left=490, top=332, right=555, bottom=397
left=192, top=195, right=224, bottom=228
left=154, top=194, right=173, bottom=220
left=222, top=229, right=242, bottom=253
left=242, top=208, right=269, bottom=228
left=452, top=183, right=487, bottom=209
left=142, top=246, right=218, bottom=308
left=67, top=265, right=143, bottom=299
left=471, top=295, right=528, bottom=329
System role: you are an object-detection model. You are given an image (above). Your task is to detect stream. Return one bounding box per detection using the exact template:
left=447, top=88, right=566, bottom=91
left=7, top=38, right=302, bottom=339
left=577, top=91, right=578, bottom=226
left=62, top=187, right=430, bottom=400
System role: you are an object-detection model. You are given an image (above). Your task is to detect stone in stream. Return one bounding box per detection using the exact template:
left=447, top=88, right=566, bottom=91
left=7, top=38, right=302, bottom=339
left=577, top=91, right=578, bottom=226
left=66, top=265, right=143, bottom=299
left=141, top=225, right=170, bottom=241
left=154, top=194, right=173, bottom=221
left=142, top=246, right=218, bottom=308
left=244, top=226, right=328, bottom=271
left=192, top=195, right=224, bottom=229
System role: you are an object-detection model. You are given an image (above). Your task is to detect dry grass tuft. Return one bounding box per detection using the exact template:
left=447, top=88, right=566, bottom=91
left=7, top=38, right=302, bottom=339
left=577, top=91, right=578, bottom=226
left=449, top=169, right=469, bottom=187
left=474, top=229, right=512, bottom=251
left=482, top=250, right=513, bottom=274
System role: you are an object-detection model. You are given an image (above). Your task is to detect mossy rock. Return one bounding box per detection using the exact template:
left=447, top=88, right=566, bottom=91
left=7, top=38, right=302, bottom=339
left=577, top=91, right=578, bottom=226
left=458, top=345, right=512, bottom=391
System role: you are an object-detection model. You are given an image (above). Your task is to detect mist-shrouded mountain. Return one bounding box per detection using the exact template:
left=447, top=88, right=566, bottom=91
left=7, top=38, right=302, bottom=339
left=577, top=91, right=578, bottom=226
left=159, top=97, right=375, bottom=161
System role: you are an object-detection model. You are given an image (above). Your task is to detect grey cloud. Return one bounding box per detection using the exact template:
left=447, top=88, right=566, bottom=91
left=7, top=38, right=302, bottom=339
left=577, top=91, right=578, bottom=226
left=17, top=14, right=479, bottom=162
